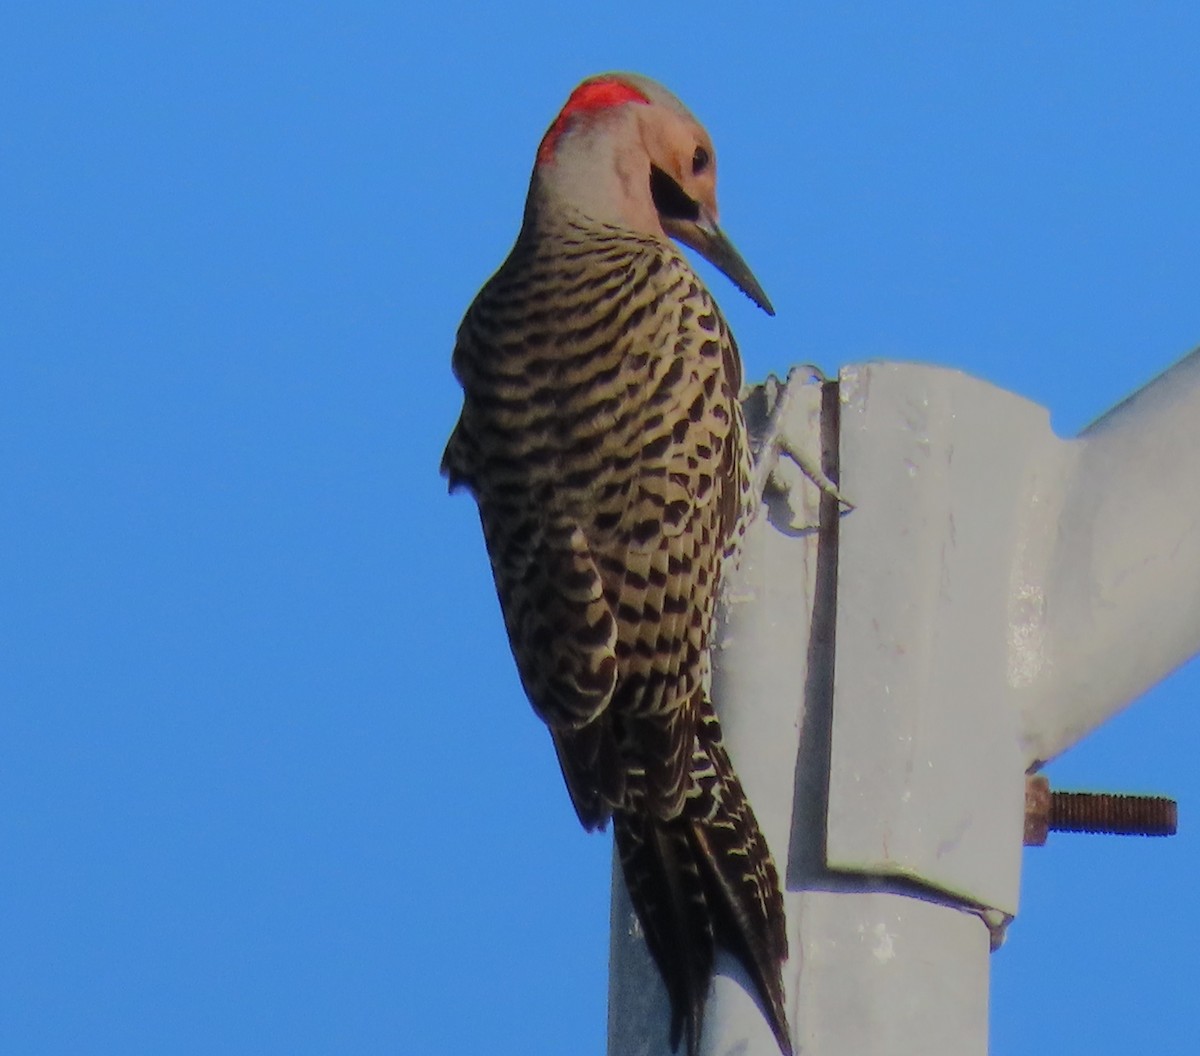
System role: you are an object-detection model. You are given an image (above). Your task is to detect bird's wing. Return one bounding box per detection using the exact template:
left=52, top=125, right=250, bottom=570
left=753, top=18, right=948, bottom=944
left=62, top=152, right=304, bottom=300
left=573, top=325, right=746, bottom=822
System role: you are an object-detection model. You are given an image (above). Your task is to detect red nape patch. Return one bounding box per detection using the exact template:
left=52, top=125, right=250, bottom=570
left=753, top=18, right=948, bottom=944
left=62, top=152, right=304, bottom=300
left=536, top=77, right=651, bottom=165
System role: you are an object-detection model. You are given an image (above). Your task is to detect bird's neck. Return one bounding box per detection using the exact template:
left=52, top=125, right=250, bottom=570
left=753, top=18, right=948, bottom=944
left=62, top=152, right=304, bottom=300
left=523, top=146, right=662, bottom=244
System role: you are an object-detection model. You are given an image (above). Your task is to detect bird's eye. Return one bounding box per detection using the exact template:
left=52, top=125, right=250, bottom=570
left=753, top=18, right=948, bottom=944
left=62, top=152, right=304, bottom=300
left=691, top=146, right=710, bottom=174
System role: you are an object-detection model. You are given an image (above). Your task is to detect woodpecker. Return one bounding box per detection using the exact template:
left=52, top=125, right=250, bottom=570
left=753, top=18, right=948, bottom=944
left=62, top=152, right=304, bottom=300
left=442, top=73, right=791, bottom=1056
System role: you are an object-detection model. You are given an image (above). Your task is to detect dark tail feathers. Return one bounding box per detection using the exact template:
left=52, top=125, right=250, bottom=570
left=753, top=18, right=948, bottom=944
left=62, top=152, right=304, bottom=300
left=613, top=700, right=791, bottom=1056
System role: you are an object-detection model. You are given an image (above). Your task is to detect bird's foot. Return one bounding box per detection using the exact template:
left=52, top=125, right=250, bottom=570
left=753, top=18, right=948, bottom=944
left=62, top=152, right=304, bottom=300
left=752, top=366, right=853, bottom=509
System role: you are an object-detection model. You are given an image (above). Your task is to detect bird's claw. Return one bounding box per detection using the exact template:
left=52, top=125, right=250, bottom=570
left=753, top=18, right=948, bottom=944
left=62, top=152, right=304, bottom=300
left=752, top=366, right=853, bottom=510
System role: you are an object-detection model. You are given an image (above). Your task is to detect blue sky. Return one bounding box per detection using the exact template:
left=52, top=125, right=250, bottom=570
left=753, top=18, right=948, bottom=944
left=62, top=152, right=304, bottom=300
left=3, top=4, right=1198, bottom=1054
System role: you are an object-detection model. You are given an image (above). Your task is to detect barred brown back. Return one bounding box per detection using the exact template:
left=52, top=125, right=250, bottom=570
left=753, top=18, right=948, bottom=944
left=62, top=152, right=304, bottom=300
left=443, top=74, right=792, bottom=1056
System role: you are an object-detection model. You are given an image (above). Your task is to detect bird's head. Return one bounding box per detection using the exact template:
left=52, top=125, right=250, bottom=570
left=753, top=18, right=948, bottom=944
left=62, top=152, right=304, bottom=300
left=531, top=73, right=774, bottom=315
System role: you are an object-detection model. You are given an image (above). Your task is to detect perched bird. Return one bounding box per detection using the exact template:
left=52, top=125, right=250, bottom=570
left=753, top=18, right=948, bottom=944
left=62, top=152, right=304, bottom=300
left=442, top=73, right=790, bottom=1056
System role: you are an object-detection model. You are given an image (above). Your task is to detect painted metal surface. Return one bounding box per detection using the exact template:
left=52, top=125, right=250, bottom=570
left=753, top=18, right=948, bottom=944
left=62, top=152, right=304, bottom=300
left=828, top=363, right=1044, bottom=914
left=1018, top=347, right=1200, bottom=765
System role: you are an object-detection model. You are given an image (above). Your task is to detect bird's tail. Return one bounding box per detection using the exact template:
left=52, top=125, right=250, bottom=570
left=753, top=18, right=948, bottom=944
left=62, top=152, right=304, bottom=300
left=613, top=697, right=791, bottom=1056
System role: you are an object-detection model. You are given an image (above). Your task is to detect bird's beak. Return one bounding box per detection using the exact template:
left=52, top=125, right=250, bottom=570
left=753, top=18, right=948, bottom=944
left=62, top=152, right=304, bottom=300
left=666, top=209, right=775, bottom=316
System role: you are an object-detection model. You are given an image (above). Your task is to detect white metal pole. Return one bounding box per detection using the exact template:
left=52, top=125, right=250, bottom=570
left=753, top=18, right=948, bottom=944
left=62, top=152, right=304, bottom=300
left=607, top=353, right=1200, bottom=1055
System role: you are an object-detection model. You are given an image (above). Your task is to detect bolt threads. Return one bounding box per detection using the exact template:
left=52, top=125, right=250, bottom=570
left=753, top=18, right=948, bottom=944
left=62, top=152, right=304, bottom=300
left=1049, top=791, right=1177, bottom=837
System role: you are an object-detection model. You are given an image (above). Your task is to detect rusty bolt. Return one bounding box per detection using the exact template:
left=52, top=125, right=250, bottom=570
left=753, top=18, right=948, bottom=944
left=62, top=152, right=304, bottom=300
left=1024, top=775, right=1052, bottom=846
left=1024, top=775, right=1178, bottom=846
